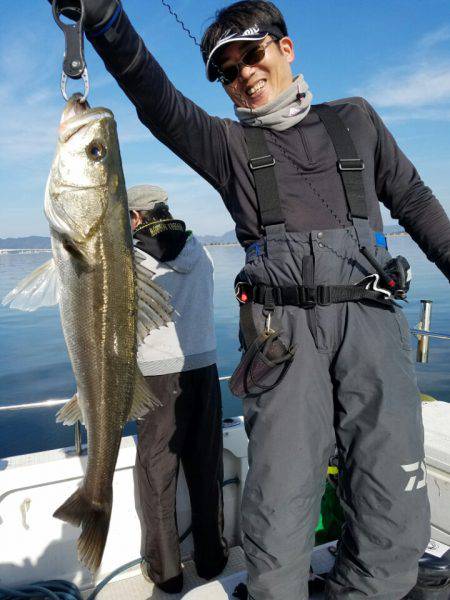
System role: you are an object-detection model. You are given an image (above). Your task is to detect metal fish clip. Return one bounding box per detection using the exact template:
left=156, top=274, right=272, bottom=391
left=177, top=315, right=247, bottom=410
left=52, top=0, right=89, bottom=102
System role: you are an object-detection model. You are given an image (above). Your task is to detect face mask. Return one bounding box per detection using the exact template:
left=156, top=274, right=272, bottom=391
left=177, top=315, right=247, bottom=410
left=133, top=219, right=189, bottom=262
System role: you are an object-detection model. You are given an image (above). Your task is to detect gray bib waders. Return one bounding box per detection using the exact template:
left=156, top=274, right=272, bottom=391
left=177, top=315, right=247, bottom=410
left=235, top=107, right=430, bottom=600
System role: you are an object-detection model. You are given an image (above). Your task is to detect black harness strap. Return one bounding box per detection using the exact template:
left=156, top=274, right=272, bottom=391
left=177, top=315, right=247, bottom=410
left=312, top=104, right=367, bottom=219
left=312, top=104, right=372, bottom=250
left=243, top=127, right=284, bottom=228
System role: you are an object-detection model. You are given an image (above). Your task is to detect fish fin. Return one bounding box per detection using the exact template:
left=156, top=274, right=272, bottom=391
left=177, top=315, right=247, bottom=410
left=55, top=393, right=84, bottom=426
left=127, top=368, right=162, bottom=421
left=2, top=259, right=60, bottom=311
left=53, top=487, right=111, bottom=573
left=134, top=249, right=173, bottom=341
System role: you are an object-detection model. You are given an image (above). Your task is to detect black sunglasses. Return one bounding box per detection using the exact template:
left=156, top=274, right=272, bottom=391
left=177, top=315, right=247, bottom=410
left=217, top=37, right=277, bottom=86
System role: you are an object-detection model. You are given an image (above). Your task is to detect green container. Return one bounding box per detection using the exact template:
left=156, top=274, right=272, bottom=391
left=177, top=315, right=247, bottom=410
left=315, top=480, right=344, bottom=545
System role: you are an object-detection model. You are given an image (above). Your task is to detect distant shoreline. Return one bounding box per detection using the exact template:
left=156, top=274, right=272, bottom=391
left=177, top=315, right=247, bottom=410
left=0, top=231, right=408, bottom=251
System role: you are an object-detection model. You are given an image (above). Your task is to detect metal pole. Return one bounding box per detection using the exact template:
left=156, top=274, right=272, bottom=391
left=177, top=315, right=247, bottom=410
left=417, top=300, right=433, bottom=363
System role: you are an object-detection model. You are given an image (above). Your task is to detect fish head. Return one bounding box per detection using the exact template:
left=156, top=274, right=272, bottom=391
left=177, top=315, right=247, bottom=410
left=46, top=94, right=123, bottom=243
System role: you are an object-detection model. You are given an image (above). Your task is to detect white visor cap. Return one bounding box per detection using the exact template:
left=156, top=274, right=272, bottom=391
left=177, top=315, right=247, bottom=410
left=205, top=24, right=284, bottom=82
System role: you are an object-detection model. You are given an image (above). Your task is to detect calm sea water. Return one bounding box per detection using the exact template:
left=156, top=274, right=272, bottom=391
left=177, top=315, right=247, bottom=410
left=0, top=236, right=449, bottom=458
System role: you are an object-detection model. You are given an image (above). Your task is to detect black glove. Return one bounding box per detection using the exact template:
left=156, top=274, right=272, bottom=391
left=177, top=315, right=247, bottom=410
left=384, top=256, right=411, bottom=298
left=48, top=0, right=120, bottom=30
left=232, top=583, right=248, bottom=599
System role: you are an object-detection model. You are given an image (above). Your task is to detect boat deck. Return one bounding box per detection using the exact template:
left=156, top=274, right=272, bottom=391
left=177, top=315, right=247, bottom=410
left=84, top=546, right=246, bottom=600
left=83, top=544, right=334, bottom=599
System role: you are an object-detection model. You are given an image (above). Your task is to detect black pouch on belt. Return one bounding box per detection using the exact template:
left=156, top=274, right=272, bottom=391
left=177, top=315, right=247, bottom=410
left=229, top=326, right=296, bottom=399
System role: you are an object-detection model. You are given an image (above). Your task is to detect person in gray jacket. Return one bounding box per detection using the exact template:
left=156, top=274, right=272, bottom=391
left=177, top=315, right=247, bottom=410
left=48, top=1, right=450, bottom=598
left=128, top=184, right=228, bottom=594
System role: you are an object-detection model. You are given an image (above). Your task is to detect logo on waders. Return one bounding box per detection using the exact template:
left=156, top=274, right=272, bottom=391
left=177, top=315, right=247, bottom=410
left=401, top=461, right=427, bottom=491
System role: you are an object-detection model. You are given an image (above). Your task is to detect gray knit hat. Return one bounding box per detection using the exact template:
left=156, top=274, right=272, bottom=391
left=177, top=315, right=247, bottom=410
left=127, top=184, right=169, bottom=211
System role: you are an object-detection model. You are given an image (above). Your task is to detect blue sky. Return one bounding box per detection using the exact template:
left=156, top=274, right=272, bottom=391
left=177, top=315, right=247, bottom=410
left=1, top=0, right=450, bottom=238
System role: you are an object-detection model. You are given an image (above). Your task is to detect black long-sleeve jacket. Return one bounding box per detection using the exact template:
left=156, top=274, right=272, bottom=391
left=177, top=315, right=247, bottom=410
left=89, top=9, right=450, bottom=280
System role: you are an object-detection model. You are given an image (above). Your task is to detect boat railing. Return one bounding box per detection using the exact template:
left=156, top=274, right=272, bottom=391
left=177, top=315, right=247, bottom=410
left=1, top=300, right=449, bottom=454
left=0, top=376, right=235, bottom=456
left=413, top=299, right=450, bottom=363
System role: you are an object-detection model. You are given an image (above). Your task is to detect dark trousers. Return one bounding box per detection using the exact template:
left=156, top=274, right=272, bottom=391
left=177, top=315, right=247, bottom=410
left=135, top=363, right=228, bottom=584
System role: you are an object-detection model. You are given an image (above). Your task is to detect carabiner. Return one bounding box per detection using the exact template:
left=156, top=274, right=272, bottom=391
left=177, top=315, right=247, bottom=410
left=52, top=0, right=89, bottom=102
left=264, top=312, right=275, bottom=334
left=60, top=69, right=89, bottom=103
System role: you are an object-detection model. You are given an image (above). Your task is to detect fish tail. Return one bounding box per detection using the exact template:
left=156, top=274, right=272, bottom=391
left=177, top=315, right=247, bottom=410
left=53, top=488, right=112, bottom=572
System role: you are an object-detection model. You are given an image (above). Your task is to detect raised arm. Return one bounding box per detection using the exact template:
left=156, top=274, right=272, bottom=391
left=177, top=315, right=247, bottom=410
left=82, top=2, right=231, bottom=190
left=362, top=99, right=450, bottom=281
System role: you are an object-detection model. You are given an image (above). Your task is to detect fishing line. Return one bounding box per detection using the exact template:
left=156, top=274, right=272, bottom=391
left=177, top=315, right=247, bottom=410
left=160, top=0, right=201, bottom=46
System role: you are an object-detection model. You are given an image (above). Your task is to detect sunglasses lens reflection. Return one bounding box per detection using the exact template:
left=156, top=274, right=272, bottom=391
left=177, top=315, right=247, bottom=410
left=219, top=44, right=267, bottom=85
left=244, top=45, right=265, bottom=65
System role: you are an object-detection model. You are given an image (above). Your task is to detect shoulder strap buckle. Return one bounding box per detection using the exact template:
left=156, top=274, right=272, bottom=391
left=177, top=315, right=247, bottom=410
left=249, top=155, right=276, bottom=171
left=337, top=158, right=365, bottom=171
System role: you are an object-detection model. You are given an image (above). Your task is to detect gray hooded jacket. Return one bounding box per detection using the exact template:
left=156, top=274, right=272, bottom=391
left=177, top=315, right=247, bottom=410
left=136, top=235, right=217, bottom=375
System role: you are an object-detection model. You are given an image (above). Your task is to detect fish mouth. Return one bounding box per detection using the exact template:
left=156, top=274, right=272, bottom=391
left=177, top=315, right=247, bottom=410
left=60, top=94, right=114, bottom=142
left=61, top=93, right=90, bottom=122
left=61, top=95, right=114, bottom=123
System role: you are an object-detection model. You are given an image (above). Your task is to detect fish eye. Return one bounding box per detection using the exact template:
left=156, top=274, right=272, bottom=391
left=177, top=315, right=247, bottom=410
left=86, top=141, right=106, bottom=161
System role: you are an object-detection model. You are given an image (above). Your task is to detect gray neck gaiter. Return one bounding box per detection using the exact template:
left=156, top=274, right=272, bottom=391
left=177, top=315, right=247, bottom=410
left=234, top=74, right=313, bottom=131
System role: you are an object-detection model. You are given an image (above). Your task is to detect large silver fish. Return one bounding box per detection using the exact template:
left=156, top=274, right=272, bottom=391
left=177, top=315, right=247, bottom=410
left=3, top=95, right=172, bottom=572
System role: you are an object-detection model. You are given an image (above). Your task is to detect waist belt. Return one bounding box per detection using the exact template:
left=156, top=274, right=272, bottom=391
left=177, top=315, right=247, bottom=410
left=235, top=282, right=391, bottom=307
